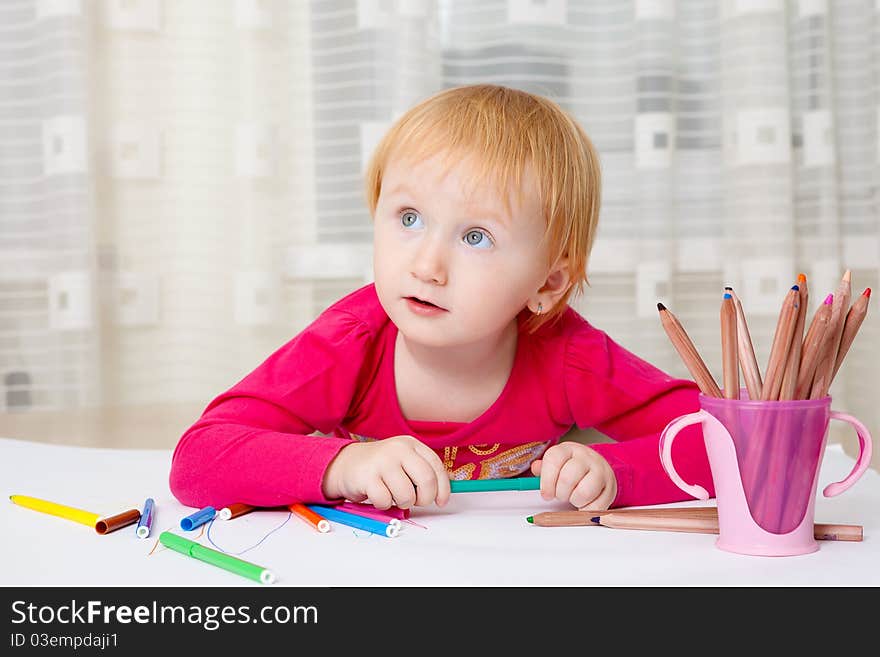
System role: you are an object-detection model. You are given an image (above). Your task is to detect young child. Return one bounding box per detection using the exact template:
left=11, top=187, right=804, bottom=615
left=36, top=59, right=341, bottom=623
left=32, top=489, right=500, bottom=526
left=169, top=84, right=714, bottom=513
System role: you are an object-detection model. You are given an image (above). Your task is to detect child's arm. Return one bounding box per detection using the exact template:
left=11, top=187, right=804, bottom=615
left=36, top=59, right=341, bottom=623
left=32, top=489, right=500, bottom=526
left=169, top=309, right=373, bottom=509
left=564, top=318, right=715, bottom=508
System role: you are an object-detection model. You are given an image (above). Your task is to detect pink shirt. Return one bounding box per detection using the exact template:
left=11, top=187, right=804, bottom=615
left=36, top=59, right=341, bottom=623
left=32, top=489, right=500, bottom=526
left=169, top=284, right=714, bottom=509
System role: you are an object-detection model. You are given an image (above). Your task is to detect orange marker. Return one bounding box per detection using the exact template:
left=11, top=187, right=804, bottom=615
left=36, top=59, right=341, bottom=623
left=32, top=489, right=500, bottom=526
left=289, top=503, right=330, bottom=533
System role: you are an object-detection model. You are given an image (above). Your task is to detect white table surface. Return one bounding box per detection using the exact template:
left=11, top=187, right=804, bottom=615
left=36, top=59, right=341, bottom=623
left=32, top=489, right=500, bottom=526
left=1, top=437, right=877, bottom=587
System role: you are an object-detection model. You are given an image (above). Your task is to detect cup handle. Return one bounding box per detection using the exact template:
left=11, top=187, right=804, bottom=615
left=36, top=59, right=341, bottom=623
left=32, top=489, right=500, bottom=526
left=822, top=412, right=874, bottom=497
left=659, top=410, right=711, bottom=501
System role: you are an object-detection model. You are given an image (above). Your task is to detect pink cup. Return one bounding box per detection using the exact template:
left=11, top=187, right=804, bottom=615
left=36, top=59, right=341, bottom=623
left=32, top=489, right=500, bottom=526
left=659, top=391, right=873, bottom=556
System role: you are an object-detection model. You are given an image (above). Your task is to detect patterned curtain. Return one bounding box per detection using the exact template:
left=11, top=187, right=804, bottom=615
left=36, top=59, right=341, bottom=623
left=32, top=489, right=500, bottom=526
left=1, top=0, right=877, bottom=465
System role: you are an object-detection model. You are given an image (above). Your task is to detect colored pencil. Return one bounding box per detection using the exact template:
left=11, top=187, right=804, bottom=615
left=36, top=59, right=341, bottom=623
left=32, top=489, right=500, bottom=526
left=779, top=274, right=808, bottom=400
left=159, top=531, right=276, bottom=584
left=725, top=287, right=762, bottom=400
left=811, top=270, right=851, bottom=398
left=720, top=293, right=739, bottom=399
left=583, top=511, right=861, bottom=542
left=656, top=303, right=722, bottom=397
left=136, top=498, right=154, bottom=538
left=831, top=287, right=871, bottom=382
left=794, top=294, right=833, bottom=399
left=306, top=504, right=399, bottom=537
left=95, top=508, right=141, bottom=535
left=218, top=503, right=255, bottom=521
left=527, top=506, right=721, bottom=526
left=9, top=494, right=101, bottom=528
left=289, top=503, right=331, bottom=533
left=761, top=285, right=800, bottom=400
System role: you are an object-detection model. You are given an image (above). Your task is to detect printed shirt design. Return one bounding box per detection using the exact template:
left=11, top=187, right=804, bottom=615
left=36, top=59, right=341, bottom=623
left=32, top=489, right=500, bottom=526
left=348, top=433, right=550, bottom=481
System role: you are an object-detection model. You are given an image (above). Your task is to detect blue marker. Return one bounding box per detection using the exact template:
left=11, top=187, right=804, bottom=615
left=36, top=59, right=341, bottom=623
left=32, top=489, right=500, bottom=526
left=180, top=506, right=216, bottom=531
left=136, top=498, right=154, bottom=538
left=306, top=505, right=399, bottom=538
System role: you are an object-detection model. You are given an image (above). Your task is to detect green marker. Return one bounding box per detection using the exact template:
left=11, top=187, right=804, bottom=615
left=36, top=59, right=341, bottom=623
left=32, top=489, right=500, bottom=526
left=449, top=476, right=541, bottom=493
left=159, top=531, right=276, bottom=585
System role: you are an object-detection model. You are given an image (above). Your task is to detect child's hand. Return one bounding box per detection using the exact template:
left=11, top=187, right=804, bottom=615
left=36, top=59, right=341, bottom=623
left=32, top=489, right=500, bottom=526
left=530, top=443, right=617, bottom=510
left=322, top=435, right=451, bottom=510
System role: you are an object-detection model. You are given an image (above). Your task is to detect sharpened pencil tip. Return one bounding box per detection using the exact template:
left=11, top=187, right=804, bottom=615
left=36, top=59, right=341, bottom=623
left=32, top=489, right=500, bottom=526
left=590, top=516, right=601, bottom=524
left=657, top=302, right=666, bottom=311
left=865, top=288, right=872, bottom=298
left=723, top=286, right=733, bottom=291
left=798, top=273, right=806, bottom=284
left=525, top=516, right=533, bottom=524
left=824, top=294, right=833, bottom=304
left=723, top=293, right=731, bottom=299
left=843, top=269, right=851, bottom=282
left=791, top=285, right=799, bottom=291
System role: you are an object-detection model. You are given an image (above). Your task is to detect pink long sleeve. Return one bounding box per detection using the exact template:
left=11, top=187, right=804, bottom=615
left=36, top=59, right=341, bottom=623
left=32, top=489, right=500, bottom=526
left=169, top=308, right=374, bottom=509
left=563, top=317, right=715, bottom=507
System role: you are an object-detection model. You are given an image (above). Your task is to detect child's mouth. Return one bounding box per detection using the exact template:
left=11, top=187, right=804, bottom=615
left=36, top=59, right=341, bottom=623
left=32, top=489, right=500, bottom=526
left=405, top=296, right=446, bottom=312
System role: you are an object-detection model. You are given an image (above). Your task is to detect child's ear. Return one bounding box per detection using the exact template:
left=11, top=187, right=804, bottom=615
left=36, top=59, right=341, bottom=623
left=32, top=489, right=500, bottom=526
left=530, top=258, right=571, bottom=313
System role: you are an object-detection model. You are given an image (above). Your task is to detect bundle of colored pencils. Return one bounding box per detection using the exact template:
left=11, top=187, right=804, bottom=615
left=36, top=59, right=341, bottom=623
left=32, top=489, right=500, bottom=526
left=657, top=270, right=870, bottom=401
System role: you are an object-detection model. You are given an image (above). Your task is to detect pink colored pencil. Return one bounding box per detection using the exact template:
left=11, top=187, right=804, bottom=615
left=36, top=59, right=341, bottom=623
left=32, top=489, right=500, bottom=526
left=336, top=502, right=410, bottom=524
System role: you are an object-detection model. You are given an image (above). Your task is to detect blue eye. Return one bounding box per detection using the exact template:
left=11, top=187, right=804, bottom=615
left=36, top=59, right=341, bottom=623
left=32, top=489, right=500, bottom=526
left=400, top=210, right=423, bottom=229
left=464, top=229, right=493, bottom=249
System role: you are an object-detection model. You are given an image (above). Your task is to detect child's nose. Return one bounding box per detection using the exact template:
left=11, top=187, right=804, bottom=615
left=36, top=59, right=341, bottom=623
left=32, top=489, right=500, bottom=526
left=410, top=237, right=447, bottom=285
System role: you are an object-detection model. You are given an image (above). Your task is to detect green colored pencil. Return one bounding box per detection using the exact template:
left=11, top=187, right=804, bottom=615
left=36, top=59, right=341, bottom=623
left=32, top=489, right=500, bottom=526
left=159, top=531, right=275, bottom=585
left=450, top=476, right=540, bottom=493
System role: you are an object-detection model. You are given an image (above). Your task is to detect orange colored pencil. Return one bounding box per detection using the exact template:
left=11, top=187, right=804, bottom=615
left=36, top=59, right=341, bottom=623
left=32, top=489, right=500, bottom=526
left=811, top=270, right=851, bottom=398
left=725, top=287, right=762, bottom=401
left=720, top=293, right=739, bottom=399
left=761, top=285, right=800, bottom=400
left=289, top=503, right=330, bottom=533
left=657, top=303, right=722, bottom=397
left=831, top=287, right=871, bottom=382
left=795, top=294, right=833, bottom=399
left=779, top=274, right=808, bottom=400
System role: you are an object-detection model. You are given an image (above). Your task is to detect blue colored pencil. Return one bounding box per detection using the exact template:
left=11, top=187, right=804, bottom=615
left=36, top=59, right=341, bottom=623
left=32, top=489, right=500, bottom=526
left=306, top=505, right=399, bottom=538
left=136, top=497, right=154, bottom=538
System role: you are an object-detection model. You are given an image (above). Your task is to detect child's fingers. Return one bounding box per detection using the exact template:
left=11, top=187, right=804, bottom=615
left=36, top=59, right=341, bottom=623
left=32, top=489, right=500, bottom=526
left=530, top=460, right=542, bottom=476
left=413, top=442, right=451, bottom=506
left=381, top=467, right=418, bottom=509
left=572, top=475, right=612, bottom=510
left=365, top=480, right=394, bottom=510
left=537, top=444, right=573, bottom=500
left=401, top=455, right=438, bottom=507
left=554, top=458, right=589, bottom=502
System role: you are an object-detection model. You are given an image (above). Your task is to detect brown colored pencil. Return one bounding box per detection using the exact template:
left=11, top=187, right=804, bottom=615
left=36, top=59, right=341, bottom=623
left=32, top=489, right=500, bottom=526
left=794, top=294, right=833, bottom=399
left=831, top=287, right=871, bottom=382
left=528, top=506, right=720, bottom=526
left=657, top=303, right=722, bottom=397
left=95, top=508, right=141, bottom=535
left=779, top=274, right=808, bottom=400
left=720, top=293, right=739, bottom=399
left=585, top=511, right=861, bottom=542
left=725, top=287, right=762, bottom=400
left=761, top=285, right=800, bottom=400
left=811, top=270, right=852, bottom=398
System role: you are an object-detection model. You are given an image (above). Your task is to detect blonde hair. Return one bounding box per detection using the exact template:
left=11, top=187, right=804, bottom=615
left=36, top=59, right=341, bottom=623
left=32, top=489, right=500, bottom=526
left=364, top=84, right=601, bottom=332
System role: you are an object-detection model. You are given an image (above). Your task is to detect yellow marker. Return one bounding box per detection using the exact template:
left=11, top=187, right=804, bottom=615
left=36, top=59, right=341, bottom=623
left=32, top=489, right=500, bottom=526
left=9, top=495, right=101, bottom=528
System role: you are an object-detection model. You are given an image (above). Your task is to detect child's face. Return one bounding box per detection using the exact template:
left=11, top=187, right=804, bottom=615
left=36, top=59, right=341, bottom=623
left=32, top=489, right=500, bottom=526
left=372, top=151, right=551, bottom=348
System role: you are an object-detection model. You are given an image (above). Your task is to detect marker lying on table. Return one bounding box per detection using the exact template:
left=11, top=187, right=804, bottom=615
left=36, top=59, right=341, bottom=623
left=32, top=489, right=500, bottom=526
left=180, top=506, right=216, bottom=531
left=9, top=494, right=100, bottom=528
left=450, top=476, right=540, bottom=493
left=218, top=503, right=254, bottom=521
left=95, top=508, right=141, bottom=535
left=159, top=531, right=276, bottom=585
left=136, top=498, right=154, bottom=538
left=307, top=505, right=399, bottom=537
